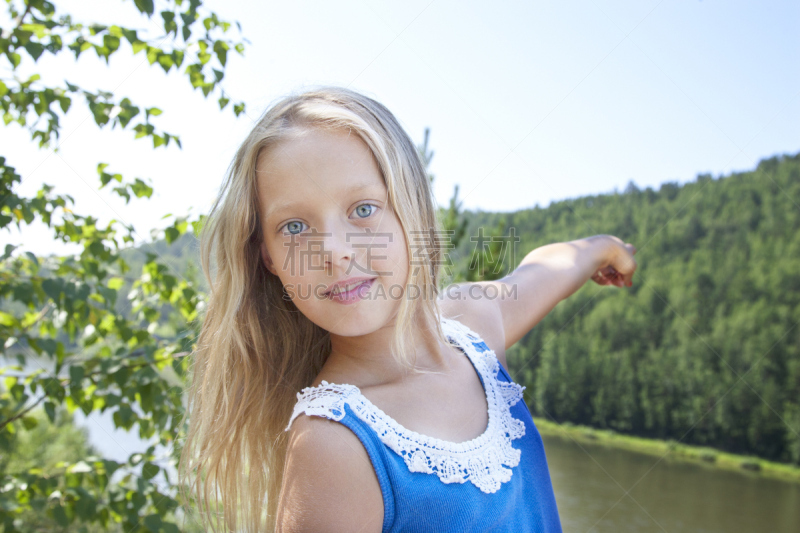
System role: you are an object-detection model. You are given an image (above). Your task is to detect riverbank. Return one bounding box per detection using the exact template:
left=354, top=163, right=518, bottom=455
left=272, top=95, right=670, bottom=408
left=533, top=417, right=800, bottom=485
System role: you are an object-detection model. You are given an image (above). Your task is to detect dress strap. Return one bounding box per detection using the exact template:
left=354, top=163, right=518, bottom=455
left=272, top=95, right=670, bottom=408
left=285, top=381, right=359, bottom=432
left=441, top=315, right=526, bottom=410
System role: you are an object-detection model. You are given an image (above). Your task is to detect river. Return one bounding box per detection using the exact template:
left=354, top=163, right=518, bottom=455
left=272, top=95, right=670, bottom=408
left=542, top=433, right=800, bottom=532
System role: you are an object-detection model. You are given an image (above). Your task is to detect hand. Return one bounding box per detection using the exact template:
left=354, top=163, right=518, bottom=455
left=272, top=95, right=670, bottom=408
left=590, top=235, right=637, bottom=288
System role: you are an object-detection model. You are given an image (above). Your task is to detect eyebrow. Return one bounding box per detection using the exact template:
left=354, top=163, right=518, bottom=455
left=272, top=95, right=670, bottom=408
left=264, top=182, right=385, bottom=221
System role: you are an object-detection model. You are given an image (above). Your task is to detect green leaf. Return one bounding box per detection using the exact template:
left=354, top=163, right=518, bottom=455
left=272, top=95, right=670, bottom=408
left=44, top=400, right=56, bottom=422
left=192, top=217, right=207, bottom=237
left=20, top=23, right=48, bottom=38
left=69, top=364, right=85, bottom=384
left=24, top=251, right=40, bottom=266
left=214, top=40, right=229, bottom=66
left=172, top=49, right=184, bottom=67
left=161, top=11, right=177, bottom=35
left=146, top=46, right=159, bottom=64
left=24, top=42, right=45, bottom=61
left=21, top=415, right=39, bottom=430
left=58, top=95, right=71, bottom=113
left=134, top=0, right=155, bottom=16
left=0, top=311, right=16, bottom=326
left=142, top=461, right=159, bottom=480
left=121, top=27, right=139, bottom=43
left=74, top=491, right=97, bottom=520
left=51, top=503, right=69, bottom=527
left=164, top=227, right=179, bottom=244
left=157, top=53, right=174, bottom=73
left=42, top=278, right=62, bottom=301
left=131, top=178, right=153, bottom=199
left=144, top=513, right=163, bottom=532
left=103, top=35, right=121, bottom=55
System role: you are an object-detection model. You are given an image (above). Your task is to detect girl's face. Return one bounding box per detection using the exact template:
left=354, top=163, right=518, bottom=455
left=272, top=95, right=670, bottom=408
left=255, top=127, right=410, bottom=336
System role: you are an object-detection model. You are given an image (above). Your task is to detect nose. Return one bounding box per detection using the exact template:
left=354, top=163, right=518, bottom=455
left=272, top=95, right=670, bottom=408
left=321, top=220, right=357, bottom=273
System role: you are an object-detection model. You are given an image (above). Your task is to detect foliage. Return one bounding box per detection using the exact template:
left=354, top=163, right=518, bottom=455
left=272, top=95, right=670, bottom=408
left=0, top=0, right=245, bottom=530
left=0, top=404, right=116, bottom=532
left=1, top=404, right=95, bottom=475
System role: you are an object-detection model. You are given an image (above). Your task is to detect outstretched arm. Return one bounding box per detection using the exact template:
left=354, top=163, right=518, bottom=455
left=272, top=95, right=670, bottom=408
left=464, top=234, right=637, bottom=351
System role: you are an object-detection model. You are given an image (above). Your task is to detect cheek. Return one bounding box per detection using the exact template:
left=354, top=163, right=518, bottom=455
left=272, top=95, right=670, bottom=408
left=378, top=234, right=409, bottom=282
left=271, top=238, right=319, bottom=279
left=269, top=240, right=311, bottom=297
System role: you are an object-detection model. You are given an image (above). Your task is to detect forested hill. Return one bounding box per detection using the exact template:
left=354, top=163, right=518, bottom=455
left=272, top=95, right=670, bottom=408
left=491, top=151, right=799, bottom=465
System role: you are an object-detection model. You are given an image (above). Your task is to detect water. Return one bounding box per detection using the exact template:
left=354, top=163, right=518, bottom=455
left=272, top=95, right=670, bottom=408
left=542, top=434, right=800, bottom=533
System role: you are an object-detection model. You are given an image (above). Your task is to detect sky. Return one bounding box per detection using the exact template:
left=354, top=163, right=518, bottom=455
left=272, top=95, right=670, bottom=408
left=2, top=0, right=799, bottom=258
left=2, top=0, right=798, bottom=473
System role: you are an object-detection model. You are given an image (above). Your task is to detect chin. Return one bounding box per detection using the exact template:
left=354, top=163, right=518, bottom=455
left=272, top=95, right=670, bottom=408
left=323, top=316, right=376, bottom=337
left=318, top=306, right=389, bottom=337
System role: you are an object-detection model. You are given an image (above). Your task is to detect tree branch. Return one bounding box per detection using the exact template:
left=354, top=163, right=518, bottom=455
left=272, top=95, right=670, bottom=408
left=0, top=394, right=44, bottom=431
left=0, top=351, right=190, bottom=429
left=13, top=1, right=33, bottom=33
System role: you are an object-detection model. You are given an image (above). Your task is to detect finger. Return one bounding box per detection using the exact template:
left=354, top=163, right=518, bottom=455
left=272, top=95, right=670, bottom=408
left=602, top=265, right=618, bottom=277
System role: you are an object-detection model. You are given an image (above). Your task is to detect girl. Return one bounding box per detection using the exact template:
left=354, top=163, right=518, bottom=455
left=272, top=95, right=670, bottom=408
left=179, top=86, right=637, bottom=533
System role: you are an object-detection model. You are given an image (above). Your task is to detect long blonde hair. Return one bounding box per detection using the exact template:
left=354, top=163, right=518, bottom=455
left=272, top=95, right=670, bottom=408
left=178, top=86, right=450, bottom=532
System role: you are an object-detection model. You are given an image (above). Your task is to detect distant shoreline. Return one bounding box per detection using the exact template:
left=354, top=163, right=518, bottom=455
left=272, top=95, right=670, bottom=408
left=533, top=417, right=800, bottom=485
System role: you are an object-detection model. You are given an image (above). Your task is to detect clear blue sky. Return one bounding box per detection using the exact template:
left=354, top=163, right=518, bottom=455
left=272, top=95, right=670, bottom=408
left=2, top=0, right=798, bottom=255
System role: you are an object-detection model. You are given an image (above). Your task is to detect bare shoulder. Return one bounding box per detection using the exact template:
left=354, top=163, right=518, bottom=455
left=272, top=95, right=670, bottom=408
left=277, top=414, right=383, bottom=533
left=439, top=281, right=509, bottom=371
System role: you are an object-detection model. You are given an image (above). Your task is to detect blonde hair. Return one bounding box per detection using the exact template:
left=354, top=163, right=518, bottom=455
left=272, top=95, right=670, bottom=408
left=178, top=86, right=450, bottom=532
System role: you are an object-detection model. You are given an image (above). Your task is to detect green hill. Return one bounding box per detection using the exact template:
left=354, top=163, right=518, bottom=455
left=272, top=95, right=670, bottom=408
left=498, top=151, right=800, bottom=465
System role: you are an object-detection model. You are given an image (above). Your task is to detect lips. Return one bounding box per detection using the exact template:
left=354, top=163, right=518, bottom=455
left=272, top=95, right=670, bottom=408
left=324, top=277, right=376, bottom=296
left=325, top=278, right=375, bottom=304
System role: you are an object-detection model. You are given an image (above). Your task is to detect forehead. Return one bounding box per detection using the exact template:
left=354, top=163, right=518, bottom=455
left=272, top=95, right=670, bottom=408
left=256, top=128, right=387, bottom=219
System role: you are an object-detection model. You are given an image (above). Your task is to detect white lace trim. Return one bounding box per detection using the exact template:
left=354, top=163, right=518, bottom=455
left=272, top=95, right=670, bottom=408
left=285, top=316, right=527, bottom=494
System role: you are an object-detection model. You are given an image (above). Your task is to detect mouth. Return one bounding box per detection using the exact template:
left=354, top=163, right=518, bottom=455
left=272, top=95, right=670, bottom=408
left=324, top=278, right=376, bottom=303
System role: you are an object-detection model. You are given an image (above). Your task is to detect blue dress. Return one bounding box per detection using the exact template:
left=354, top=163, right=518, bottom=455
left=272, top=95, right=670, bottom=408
left=286, top=316, right=563, bottom=532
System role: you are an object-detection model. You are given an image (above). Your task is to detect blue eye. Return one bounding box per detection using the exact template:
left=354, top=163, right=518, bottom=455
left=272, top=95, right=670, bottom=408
left=282, top=221, right=306, bottom=235
left=354, top=204, right=377, bottom=218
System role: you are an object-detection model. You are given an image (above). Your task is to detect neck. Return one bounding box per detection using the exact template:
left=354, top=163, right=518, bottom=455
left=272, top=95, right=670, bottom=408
left=324, top=310, right=448, bottom=386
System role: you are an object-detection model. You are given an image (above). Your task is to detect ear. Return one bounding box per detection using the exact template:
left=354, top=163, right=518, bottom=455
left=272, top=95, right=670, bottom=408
left=260, top=242, right=278, bottom=276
